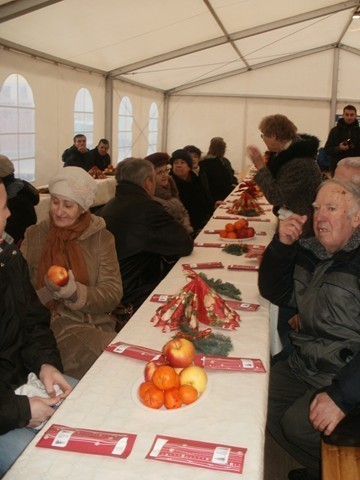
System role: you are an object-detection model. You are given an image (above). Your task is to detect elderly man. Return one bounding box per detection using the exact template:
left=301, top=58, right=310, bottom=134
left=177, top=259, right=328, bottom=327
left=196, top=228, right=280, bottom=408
left=259, top=179, right=360, bottom=480
left=97, top=158, right=194, bottom=312
left=334, top=156, right=360, bottom=184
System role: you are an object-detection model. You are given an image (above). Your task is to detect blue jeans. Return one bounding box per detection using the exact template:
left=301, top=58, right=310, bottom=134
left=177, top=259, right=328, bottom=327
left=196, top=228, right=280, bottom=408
left=0, top=375, right=77, bottom=478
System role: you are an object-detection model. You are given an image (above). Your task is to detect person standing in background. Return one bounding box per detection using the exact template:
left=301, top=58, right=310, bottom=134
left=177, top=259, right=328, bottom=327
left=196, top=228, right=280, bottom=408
left=324, top=105, right=360, bottom=176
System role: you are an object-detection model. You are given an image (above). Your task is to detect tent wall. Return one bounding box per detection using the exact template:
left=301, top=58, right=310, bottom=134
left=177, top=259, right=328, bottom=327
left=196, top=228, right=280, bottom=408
left=1, top=48, right=360, bottom=185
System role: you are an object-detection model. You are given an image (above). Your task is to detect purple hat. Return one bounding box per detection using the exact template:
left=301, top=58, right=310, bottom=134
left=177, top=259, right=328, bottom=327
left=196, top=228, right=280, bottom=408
left=145, top=152, right=170, bottom=168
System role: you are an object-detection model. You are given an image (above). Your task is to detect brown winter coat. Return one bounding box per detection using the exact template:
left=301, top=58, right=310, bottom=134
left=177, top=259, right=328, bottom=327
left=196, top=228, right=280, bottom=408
left=21, top=215, right=122, bottom=379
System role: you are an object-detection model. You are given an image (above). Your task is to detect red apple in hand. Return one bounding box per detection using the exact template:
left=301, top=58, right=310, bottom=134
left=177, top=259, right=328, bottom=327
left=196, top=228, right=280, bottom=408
left=144, top=358, right=168, bottom=382
left=46, top=265, right=69, bottom=287
left=163, top=338, right=195, bottom=368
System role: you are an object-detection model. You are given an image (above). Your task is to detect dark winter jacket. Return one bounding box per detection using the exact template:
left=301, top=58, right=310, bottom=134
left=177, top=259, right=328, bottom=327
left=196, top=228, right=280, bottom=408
left=324, top=117, right=360, bottom=171
left=0, top=235, right=63, bottom=435
left=259, top=229, right=360, bottom=413
left=200, top=155, right=238, bottom=202
left=3, top=174, right=39, bottom=244
left=85, top=148, right=111, bottom=171
left=170, top=171, right=213, bottom=232
left=62, top=145, right=91, bottom=171
left=97, top=181, right=194, bottom=310
left=254, top=134, right=322, bottom=234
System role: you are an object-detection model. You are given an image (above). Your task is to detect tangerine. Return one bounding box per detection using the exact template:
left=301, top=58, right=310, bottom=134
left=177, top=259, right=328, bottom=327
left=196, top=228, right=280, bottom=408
left=138, top=381, right=153, bottom=401
left=152, top=365, right=179, bottom=391
left=225, top=223, right=235, bottom=232
left=234, top=218, right=248, bottom=230
left=164, top=388, right=182, bottom=409
left=179, top=384, right=198, bottom=405
left=227, top=232, right=237, bottom=239
left=219, top=230, right=228, bottom=238
left=141, top=385, right=164, bottom=409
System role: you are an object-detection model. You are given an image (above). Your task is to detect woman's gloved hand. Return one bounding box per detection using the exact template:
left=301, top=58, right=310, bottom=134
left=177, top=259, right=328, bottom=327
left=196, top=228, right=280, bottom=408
left=44, top=270, right=77, bottom=300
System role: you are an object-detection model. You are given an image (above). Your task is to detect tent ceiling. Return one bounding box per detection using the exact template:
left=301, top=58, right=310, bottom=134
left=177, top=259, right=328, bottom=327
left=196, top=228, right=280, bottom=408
left=0, top=0, right=360, bottom=93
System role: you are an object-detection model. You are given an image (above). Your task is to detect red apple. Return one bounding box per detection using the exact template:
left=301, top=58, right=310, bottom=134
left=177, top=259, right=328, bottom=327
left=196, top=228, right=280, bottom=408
left=179, top=365, right=208, bottom=395
left=236, top=227, right=247, bottom=239
left=144, top=358, right=168, bottom=382
left=163, top=338, right=195, bottom=368
left=246, top=227, right=255, bottom=238
left=46, top=265, right=69, bottom=287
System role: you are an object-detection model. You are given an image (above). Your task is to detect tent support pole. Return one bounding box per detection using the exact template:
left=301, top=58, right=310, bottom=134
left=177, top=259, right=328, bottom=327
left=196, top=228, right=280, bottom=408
left=329, top=48, right=340, bottom=129
left=105, top=76, right=113, bottom=156
left=162, top=93, right=169, bottom=152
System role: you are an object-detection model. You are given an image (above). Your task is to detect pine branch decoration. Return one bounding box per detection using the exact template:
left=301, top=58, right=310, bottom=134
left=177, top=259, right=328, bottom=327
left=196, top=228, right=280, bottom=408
left=199, top=273, right=242, bottom=301
left=174, top=321, right=233, bottom=356
left=222, top=243, right=249, bottom=256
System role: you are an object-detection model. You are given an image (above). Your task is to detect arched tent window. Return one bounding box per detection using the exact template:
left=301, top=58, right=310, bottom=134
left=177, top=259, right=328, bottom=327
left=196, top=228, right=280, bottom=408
left=147, top=102, right=159, bottom=155
left=74, top=87, right=94, bottom=148
left=118, top=96, right=133, bottom=161
left=0, top=73, right=35, bottom=181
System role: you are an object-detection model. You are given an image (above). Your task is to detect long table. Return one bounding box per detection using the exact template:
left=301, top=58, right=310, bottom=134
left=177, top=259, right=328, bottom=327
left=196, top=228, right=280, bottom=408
left=5, top=171, right=277, bottom=480
left=35, top=176, right=116, bottom=223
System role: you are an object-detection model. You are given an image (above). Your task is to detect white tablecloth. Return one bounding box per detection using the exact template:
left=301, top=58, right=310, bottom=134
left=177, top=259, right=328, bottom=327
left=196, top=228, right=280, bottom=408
left=5, top=175, right=279, bottom=480
left=35, top=176, right=116, bottom=223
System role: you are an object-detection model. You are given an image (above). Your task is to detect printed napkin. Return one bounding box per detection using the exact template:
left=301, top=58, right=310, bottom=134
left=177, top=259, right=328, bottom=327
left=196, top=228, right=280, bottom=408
left=146, top=435, right=247, bottom=474
left=37, top=424, right=136, bottom=458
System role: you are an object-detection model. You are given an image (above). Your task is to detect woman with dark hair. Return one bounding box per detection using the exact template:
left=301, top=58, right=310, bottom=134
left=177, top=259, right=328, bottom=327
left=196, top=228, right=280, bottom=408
left=201, top=137, right=238, bottom=203
left=170, top=149, right=213, bottom=234
left=21, top=167, right=123, bottom=379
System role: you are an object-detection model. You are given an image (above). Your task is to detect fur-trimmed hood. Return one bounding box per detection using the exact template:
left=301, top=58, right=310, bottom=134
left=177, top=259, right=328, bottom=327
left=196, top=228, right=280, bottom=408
left=267, top=134, right=319, bottom=177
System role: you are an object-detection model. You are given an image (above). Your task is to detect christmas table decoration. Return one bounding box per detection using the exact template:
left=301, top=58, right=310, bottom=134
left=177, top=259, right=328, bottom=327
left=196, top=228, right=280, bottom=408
left=151, top=270, right=240, bottom=332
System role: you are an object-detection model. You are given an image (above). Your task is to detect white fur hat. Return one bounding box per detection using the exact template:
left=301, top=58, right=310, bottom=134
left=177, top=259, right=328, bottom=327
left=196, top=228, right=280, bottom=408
left=48, top=167, right=97, bottom=211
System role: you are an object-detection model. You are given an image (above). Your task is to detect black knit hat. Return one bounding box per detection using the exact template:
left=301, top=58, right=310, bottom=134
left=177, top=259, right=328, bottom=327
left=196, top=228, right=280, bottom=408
left=170, top=149, right=193, bottom=168
left=145, top=152, right=170, bottom=168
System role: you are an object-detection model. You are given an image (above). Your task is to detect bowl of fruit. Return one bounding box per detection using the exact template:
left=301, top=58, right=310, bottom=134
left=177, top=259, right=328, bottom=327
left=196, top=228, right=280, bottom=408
left=134, top=338, right=209, bottom=411
left=219, top=219, right=255, bottom=241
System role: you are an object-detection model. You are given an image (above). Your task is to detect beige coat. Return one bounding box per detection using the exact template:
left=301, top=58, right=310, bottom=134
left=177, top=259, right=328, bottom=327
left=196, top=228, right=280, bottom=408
left=21, top=215, right=123, bottom=379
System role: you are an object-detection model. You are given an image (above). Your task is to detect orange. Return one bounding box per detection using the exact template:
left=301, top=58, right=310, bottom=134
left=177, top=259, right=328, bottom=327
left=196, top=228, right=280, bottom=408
left=219, top=230, right=228, bottom=238
left=179, top=384, right=198, bottom=405
left=227, top=232, right=237, bottom=239
left=234, top=218, right=247, bottom=230
left=164, top=388, right=182, bottom=409
left=138, top=381, right=153, bottom=401
left=225, top=223, right=235, bottom=232
left=141, top=385, right=164, bottom=409
left=152, top=365, right=179, bottom=391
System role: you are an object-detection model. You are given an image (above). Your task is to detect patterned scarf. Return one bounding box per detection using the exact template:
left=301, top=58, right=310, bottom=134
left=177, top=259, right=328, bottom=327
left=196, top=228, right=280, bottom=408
left=37, top=211, right=91, bottom=288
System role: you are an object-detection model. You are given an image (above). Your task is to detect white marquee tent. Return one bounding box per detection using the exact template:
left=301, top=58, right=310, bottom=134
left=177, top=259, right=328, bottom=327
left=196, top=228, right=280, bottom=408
left=1, top=0, right=360, bottom=184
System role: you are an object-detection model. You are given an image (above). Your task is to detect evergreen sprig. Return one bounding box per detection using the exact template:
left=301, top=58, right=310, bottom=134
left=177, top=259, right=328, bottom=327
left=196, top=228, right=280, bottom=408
left=174, top=322, right=233, bottom=356
left=199, top=273, right=242, bottom=301
left=222, top=243, right=249, bottom=256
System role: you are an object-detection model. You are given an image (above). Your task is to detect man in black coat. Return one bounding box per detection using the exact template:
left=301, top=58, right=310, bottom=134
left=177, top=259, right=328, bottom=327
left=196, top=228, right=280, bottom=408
left=97, top=158, right=194, bottom=311
left=324, top=105, right=360, bottom=175
left=0, top=178, right=73, bottom=476
left=62, top=134, right=92, bottom=171
left=85, top=138, right=111, bottom=171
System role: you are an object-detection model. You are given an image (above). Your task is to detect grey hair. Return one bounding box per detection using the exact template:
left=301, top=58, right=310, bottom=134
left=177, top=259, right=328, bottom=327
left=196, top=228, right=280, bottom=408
left=336, top=157, right=360, bottom=186
left=115, top=157, right=154, bottom=185
left=317, top=178, right=360, bottom=217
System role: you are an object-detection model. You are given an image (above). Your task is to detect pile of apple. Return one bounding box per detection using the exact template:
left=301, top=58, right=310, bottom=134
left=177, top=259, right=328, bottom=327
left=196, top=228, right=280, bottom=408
left=219, top=218, right=255, bottom=239
left=138, top=338, right=208, bottom=410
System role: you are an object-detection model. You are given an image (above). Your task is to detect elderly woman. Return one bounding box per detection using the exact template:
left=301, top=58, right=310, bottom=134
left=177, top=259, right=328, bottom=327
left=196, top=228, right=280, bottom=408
left=170, top=149, right=213, bottom=234
left=259, top=179, right=360, bottom=480
left=145, top=152, right=193, bottom=235
left=21, top=167, right=123, bottom=379
left=247, top=114, right=322, bottom=236
left=201, top=137, right=238, bottom=203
